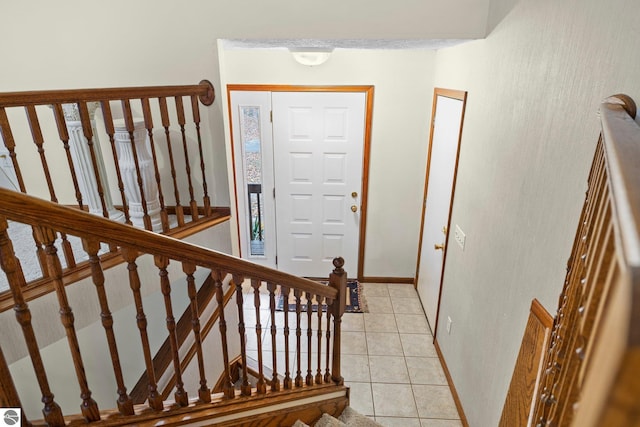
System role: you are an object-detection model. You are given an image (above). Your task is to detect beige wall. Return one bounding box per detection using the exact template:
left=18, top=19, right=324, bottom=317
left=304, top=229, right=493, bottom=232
left=219, top=47, right=437, bottom=278
left=432, top=0, right=640, bottom=424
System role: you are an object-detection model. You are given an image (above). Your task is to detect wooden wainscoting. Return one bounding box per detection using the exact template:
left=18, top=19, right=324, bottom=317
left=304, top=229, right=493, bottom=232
left=499, top=299, right=553, bottom=426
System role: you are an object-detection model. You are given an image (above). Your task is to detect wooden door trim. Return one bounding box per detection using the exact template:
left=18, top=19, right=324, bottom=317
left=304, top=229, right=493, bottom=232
left=414, top=88, right=467, bottom=337
left=226, top=84, right=374, bottom=281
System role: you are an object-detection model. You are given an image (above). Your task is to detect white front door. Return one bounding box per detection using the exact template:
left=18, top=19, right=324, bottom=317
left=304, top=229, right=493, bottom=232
left=416, top=90, right=466, bottom=333
left=272, top=92, right=365, bottom=277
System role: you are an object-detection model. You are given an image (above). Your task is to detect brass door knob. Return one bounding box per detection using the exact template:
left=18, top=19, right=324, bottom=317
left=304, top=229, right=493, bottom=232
left=351, top=205, right=358, bottom=213
left=434, top=243, right=445, bottom=250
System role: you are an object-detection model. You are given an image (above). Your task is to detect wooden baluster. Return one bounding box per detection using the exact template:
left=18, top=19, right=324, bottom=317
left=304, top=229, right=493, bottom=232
left=233, top=274, right=252, bottom=396
left=213, top=270, right=234, bottom=398
left=77, top=102, right=108, bottom=218
left=52, top=103, right=84, bottom=209
left=0, top=342, right=28, bottom=426
left=83, top=238, right=134, bottom=415
left=252, top=279, right=267, bottom=394
left=0, top=343, right=20, bottom=409
left=142, top=98, right=169, bottom=232
left=122, top=99, right=152, bottom=231
left=294, top=288, right=303, bottom=387
left=329, top=257, right=346, bottom=385
left=190, top=95, right=211, bottom=216
left=267, top=282, right=280, bottom=391
left=0, top=108, right=49, bottom=277
left=282, top=285, right=292, bottom=389
left=25, top=106, right=57, bottom=202
left=545, top=153, right=608, bottom=425
left=121, top=248, right=163, bottom=410
left=535, top=150, right=604, bottom=425
left=183, top=261, right=211, bottom=403
left=560, top=225, right=614, bottom=425
left=0, top=107, right=27, bottom=192
left=316, top=295, right=324, bottom=384
left=324, top=298, right=333, bottom=384
left=100, top=101, right=131, bottom=225
left=36, top=226, right=100, bottom=421
left=155, top=256, right=188, bottom=406
left=306, top=291, right=314, bottom=386
left=174, top=96, right=198, bottom=221
left=159, top=97, right=184, bottom=226
left=26, top=106, right=76, bottom=269
left=0, top=218, right=64, bottom=426
left=552, top=194, right=611, bottom=424
left=547, top=166, right=606, bottom=420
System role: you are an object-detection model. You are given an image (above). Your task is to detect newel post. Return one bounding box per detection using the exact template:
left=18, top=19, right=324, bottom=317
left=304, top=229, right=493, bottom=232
left=329, top=257, right=347, bottom=385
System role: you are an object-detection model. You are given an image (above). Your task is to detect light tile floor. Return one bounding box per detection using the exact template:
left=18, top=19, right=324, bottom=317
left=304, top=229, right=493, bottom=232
left=242, top=282, right=462, bottom=427
left=342, top=283, right=461, bottom=427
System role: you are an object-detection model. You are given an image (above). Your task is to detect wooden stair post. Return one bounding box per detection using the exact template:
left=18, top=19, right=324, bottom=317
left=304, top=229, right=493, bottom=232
left=329, top=257, right=347, bottom=385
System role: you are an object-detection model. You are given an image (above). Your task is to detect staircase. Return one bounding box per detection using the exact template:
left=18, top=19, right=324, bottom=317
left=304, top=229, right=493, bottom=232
left=294, top=407, right=383, bottom=427
left=0, top=82, right=351, bottom=426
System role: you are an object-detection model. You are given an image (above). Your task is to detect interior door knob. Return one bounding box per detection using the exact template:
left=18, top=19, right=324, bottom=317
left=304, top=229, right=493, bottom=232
left=434, top=243, right=445, bottom=250
left=351, top=205, right=358, bottom=213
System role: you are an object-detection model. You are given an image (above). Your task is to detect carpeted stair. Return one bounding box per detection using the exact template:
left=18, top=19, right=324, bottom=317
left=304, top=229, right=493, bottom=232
left=293, top=407, right=384, bottom=427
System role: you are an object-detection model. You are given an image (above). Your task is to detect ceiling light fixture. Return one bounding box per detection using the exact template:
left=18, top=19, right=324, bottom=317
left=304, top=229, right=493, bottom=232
left=289, top=47, right=334, bottom=66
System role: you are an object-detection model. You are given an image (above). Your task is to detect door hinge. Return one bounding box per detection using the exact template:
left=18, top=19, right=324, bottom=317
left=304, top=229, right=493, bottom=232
left=273, top=187, right=276, bottom=198
left=270, top=110, right=273, bottom=122
left=275, top=255, right=278, bottom=265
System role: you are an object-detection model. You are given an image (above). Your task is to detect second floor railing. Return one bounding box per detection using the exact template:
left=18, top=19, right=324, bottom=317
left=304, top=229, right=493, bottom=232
left=0, top=81, right=228, bottom=293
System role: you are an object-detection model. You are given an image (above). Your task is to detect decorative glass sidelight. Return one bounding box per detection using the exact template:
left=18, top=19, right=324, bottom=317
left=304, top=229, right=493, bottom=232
left=239, top=106, right=265, bottom=256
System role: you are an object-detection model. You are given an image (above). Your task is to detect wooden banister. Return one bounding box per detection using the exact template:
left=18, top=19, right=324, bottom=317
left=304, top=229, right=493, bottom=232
left=0, top=80, right=220, bottom=291
left=0, top=188, right=337, bottom=300
left=502, top=95, right=640, bottom=426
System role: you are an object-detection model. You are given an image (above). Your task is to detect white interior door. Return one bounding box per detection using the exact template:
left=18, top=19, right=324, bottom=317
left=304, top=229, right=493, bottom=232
left=416, top=91, right=466, bottom=332
left=272, top=92, right=365, bottom=277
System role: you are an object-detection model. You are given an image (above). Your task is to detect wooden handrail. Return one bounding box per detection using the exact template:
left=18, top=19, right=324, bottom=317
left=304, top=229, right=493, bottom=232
left=0, top=188, right=337, bottom=300
left=0, top=81, right=215, bottom=107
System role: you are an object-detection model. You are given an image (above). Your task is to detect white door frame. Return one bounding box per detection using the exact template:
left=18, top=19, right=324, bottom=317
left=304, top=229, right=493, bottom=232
left=227, top=85, right=374, bottom=280
left=415, top=88, right=467, bottom=335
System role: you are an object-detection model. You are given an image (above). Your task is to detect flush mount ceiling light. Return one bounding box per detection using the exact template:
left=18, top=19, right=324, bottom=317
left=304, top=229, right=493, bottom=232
left=289, top=47, right=334, bottom=66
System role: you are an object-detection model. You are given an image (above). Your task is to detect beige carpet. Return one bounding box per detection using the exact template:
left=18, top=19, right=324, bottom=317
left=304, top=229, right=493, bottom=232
left=293, top=407, right=383, bottom=427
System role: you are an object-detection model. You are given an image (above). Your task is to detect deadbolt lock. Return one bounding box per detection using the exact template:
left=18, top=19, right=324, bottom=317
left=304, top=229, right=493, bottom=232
left=351, top=192, right=358, bottom=198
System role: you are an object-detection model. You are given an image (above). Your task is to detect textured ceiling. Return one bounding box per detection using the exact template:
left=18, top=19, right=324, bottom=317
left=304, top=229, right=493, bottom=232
left=221, top=39, right=472, bottom=51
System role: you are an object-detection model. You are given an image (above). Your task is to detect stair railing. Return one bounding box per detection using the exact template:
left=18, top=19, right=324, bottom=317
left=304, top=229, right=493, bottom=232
left=0, top=187, right=346, bottom=426
left=501, top=95, right=640, bottom=426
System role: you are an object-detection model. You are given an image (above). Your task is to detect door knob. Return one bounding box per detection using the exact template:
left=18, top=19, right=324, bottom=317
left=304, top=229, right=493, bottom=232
left=434, top=243, right=445, bottom=251
left=351, top=205, right=358, bottom=213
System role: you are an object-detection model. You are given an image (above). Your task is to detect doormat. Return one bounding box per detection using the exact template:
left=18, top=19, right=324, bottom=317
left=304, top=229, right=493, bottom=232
left=276, top=280, right=366, bottom=313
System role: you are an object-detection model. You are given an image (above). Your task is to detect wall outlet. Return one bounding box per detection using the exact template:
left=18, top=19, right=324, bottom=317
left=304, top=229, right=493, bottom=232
left=454, top=224, right=466, bottom=250
left=446, top=316, right=453, bottom=334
